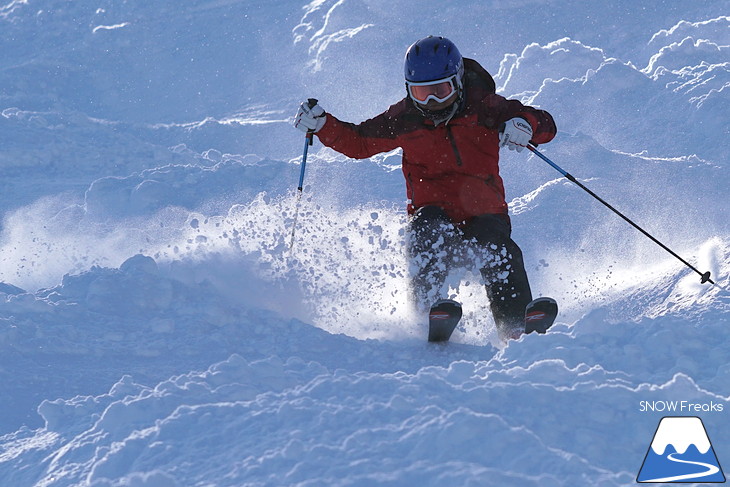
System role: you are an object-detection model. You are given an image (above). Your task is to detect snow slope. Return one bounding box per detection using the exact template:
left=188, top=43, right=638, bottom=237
left=0, top=1, right=728, bottom=486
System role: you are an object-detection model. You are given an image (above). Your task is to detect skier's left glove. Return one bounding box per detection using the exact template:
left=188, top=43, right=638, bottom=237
left=499, top=117, right=533, bottom=152
left=293, top=100, right=327, bottom=134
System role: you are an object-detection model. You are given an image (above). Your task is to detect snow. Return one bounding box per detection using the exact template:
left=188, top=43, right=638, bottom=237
left=0, top=1, right=728, bottom=486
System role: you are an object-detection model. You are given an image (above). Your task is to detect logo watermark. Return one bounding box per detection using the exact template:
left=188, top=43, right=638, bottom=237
left=637, top=416, right=725, bottom=483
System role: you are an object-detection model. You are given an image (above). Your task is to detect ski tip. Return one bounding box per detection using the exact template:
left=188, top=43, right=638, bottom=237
left=431, top=298, right=462, bottom=308
left=428, top=299, right=463, bottom=343
left=524, top=297, right=558, bottom=335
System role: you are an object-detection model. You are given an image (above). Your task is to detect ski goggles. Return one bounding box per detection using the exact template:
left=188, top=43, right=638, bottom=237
left=406, top=76, right=457, bottom=104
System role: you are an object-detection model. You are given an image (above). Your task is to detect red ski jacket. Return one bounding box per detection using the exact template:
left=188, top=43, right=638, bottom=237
left=315, top=58, right=557, bottom=224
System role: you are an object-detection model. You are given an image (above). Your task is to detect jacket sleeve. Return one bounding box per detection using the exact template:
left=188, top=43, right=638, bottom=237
left=315, top=102, right=405, bottom=159
left=481, top=94, right=557, bottom=145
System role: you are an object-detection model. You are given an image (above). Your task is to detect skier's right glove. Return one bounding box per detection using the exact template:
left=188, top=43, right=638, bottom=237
left=293, top=100, right=326, bottom=134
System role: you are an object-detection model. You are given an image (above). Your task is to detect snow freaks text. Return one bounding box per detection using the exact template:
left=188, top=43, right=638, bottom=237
left=639, top=401, right=724, bottom=413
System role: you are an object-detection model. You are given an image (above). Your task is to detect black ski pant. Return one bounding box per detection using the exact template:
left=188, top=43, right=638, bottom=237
left=407, top=205, right=533, bottom=335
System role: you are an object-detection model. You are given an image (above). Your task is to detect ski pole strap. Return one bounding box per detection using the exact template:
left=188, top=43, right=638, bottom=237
left=527, top=144, right=714, bottom=285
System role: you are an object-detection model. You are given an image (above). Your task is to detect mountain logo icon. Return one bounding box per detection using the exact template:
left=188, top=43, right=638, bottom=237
left=637, top=416, right=726, bottom=483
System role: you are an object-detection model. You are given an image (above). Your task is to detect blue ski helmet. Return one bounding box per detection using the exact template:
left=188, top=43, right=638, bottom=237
left=404, top=36, right=464, bottom=84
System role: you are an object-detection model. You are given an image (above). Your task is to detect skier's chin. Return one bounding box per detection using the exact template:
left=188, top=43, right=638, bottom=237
left=420, top=105, right=456, bottom=122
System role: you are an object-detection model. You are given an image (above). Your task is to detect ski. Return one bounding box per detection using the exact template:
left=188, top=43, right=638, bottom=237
left=427, top=297, right=557, bottom=343
left=428, top=299, right=463, bottom=342
left=524, top=297, right=558, bottom=334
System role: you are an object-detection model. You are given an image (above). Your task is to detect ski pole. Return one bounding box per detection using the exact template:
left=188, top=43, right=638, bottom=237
left=527, top=144, right=714, bottom=285
left=289, top=98, right=318, bottom=249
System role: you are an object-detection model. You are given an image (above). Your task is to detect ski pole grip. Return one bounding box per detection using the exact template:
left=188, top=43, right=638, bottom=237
left=306, top=98, right=319, bottom=145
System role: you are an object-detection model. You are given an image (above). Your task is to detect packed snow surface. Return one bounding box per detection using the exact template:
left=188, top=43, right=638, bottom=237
left=0, top=1, right=728, bottom=486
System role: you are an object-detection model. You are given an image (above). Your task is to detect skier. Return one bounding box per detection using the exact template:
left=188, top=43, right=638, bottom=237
left=293, top=36, right=557, bottom=342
